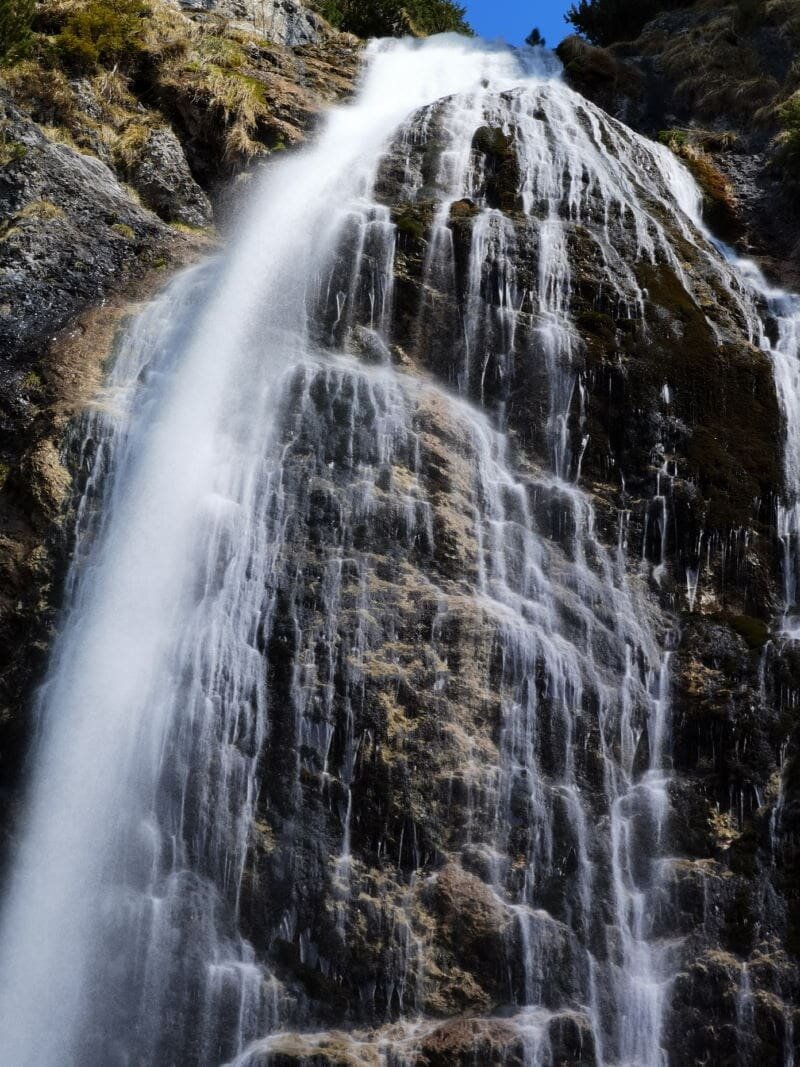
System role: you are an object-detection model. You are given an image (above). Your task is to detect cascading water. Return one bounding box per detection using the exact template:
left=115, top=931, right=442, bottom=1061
left=725, top=260, right=800, bottom=637
left=0, top=31, right=777, bottom=1067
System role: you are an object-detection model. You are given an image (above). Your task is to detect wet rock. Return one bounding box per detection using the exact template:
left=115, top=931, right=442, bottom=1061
left=0, top=90, right=179, bottom=823
left=471, top=125, right=522, bottom=213
left=1, top=20, right=800, bottom=1066
left=421, top=863, right=511, bottom=1010
left=0, top=86, right=211, bottom=850
left=0, top=0, right=359, bottom=867
left=547, top=1012, right=597, bottom=1066
left=425, top=863, right=510, bottom=961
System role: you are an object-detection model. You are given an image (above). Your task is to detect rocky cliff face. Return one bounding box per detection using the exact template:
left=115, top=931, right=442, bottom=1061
left=0, top=12, right=799, bottom=1067
left=557, top=0, right=800, bottom=284
left=178, top=0, right=328, bottom=46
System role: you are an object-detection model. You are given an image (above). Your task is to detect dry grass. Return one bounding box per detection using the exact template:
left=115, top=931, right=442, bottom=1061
left=18, top=198, right=65, bottom=218
left=112, top=120, right=153, bottom=168
left=642, top=6, right=780, bottom=122
left=775, top=91, right=800, bottom=176
left=634, top=0, right=800, bottom=140
left=0, top=59, right=77, bottom=126
left=158, top=21, right=273, bottom=161
left=222, top=118, right=262, bottom=159
left=0, top=122, right=27, bottom=164
left=2, top=0, right=276, bottom=167
left=696, top=128, right=742, bottom=151
left=139, top=0, right=193, bottom=59
left=0, top=198, right=68, bottom=237
left=659, top=127, right=740, bottom=235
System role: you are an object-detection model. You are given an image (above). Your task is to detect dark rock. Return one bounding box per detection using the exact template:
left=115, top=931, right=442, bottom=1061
left=0, top=91, right=167, bottom=361
left=124, top=126, right=213, bottom=227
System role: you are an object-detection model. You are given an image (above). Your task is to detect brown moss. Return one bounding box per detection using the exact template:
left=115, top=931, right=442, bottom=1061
left=662, top=135, right=742, bottom=240
left=418, top=1018, right=523, bottom=1067
left=448, top=197, right=478, bottom=219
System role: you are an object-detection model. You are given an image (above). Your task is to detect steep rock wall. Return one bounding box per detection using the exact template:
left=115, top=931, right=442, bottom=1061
left=0, top=26, right=799, bottom=1067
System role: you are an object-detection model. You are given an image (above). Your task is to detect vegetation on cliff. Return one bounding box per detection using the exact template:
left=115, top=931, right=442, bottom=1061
left=311, top=0, right=470, bottom=37
left=1, top=0, right=358, bottom=182
left=567, top=0, right=799, bottom=46
left=559, top=0, right=800, bottom=280
left=566, top=0, right=686, bottom=45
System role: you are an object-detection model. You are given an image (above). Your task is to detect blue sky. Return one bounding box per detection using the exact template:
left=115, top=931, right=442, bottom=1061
left=464, top=0, right=573, bottom=46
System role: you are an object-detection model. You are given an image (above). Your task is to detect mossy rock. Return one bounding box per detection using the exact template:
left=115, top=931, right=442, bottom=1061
left=111, top=222, right=135, bottom=239
left=392, top=202, right=434, bottom=244
left=0, top=138, right=27, bottom=167
left=576, top=308, right=616, bottom=342
left=395, top=214, right=425, bottom=241
left=721, top=612, right=770, bottom=650
left=637, top=263, right=780, bottom=527
left=472, top=125, right=512, bottom=158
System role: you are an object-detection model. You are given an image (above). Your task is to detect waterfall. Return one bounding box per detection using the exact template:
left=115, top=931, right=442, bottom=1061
left=0, top=33, right=762, bottom=1067
left=722, top=259, right=800, bottom=636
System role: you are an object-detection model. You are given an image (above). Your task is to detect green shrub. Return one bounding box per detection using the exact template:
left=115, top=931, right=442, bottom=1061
left=0, top=0, right=35, bottom=63
left=54, top=0, right=150, bottom=72
left=405, top=0, right=470, bottom=34
left=657, top=128, right=688, bottom=148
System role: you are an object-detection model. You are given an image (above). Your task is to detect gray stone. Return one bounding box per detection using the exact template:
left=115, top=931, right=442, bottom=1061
left=0, top=91, right=166, bottom=361
left=127, top=127, right=213, bottom=227
left=175, top=0, right=328, bottom=46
